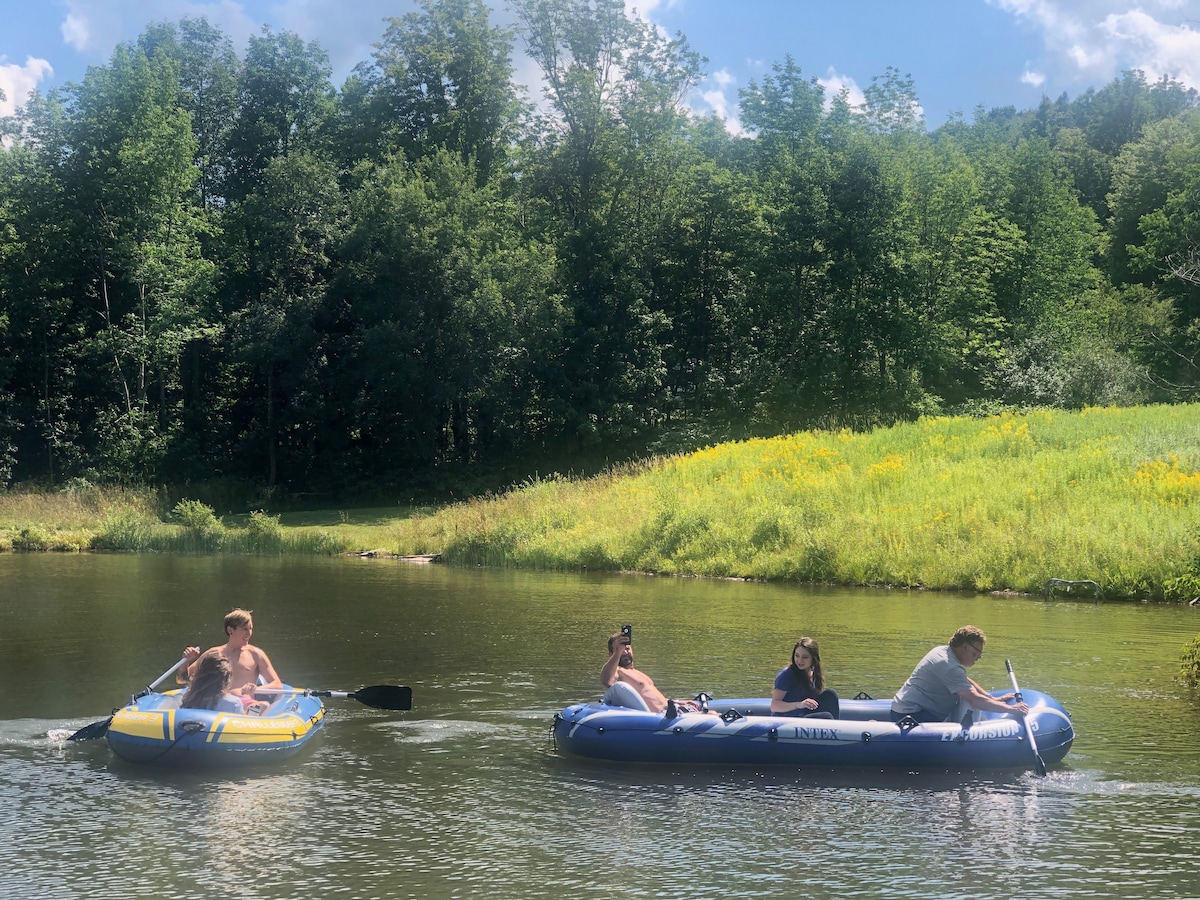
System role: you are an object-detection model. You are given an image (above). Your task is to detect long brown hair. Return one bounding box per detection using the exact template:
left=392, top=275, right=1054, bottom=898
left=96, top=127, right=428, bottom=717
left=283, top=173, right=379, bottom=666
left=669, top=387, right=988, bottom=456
left=788, top=637, right=825, bottom=692
left=180, top=654, right=233, bottom=710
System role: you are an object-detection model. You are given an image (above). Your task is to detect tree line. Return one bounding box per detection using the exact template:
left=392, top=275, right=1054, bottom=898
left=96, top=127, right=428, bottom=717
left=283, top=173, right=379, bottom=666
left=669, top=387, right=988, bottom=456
left=1, top=0, right=1199, bottom=499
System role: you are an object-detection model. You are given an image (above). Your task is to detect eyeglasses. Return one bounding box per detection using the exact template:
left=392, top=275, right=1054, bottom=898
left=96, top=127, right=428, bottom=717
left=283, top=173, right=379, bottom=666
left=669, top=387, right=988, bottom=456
left=966, top=643, right=984, bottom=657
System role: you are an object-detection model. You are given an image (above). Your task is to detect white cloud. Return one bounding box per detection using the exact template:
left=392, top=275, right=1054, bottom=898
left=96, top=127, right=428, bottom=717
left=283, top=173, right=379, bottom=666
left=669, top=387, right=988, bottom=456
left=818, top=67, right=865, bottom=112
left=1021, top=68, right=1046, bottom=87
left=694, top=68, right=744, bottom=134
left=989, top=0, right=1200, bottom=94
left=1101, top=8, right=1200, bottom=89
left=61, top=14, right=91, bottom=52
left=625, top=0, right=683, bottom=18
left=0, top=57, right=54, bottom=116
left=701, top=88, right=731, bottom=120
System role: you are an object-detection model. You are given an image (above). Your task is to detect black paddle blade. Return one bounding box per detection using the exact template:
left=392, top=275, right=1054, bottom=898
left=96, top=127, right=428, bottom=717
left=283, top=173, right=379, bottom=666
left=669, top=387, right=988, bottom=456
left=351, top=685, right=412, bottom=711
left=67, top=716, right=113, bottom=742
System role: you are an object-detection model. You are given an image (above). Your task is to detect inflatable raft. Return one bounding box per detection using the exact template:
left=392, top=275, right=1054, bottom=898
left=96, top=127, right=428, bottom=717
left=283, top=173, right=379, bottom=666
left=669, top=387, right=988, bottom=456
left=106, top=686, right=325, bottom=767
left=552, top=686, right=1074, bottom=771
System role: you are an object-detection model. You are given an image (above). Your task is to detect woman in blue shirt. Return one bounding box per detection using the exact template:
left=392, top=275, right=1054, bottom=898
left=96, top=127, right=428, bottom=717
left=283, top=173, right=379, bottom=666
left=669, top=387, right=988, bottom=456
left=770, top=637, right=839, bottom=718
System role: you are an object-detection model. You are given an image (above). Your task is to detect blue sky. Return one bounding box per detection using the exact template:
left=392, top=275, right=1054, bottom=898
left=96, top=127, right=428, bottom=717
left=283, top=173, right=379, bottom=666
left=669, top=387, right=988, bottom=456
left=3, top=1, right=1200, bottom=131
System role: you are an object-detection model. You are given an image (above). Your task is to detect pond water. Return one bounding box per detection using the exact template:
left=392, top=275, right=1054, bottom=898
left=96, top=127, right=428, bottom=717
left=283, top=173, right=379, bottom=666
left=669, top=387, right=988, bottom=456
left=1, top=553, right=1199, bottom=898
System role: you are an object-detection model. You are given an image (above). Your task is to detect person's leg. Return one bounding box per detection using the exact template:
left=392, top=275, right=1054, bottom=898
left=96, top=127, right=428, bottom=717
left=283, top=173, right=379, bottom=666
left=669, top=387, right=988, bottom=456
left=815, top=688, right=839, bottom=719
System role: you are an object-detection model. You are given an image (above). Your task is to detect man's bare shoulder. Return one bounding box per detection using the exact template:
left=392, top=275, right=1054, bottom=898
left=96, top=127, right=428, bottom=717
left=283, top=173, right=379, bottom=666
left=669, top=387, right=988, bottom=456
left=247, top=644, right=273, bottom=662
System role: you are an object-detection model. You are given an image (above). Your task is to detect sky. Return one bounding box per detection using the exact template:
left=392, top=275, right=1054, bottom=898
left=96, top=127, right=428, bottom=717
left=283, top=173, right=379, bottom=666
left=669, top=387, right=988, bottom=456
left=3, top=0, right=1200, bottom=132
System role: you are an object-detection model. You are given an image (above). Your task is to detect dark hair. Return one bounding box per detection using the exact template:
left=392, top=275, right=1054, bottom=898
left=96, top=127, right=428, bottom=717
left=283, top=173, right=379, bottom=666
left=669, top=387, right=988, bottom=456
left=949, top=625, right=986, bottom=649
left=180, top=654, right=233, bottom=710
left=788, top=637, right=825, bottom=692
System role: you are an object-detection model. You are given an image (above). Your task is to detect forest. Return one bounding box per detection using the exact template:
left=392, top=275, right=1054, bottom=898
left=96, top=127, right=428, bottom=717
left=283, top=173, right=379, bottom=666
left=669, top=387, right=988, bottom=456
left=2, top=0, right=1199, bottom=502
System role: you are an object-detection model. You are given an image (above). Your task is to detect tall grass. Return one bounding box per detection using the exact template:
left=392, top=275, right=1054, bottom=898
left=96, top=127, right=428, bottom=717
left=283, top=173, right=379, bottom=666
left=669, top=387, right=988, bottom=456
left=404, top=405, right=1200, bottom=599
left=4, top=405, right=1200, bottom=599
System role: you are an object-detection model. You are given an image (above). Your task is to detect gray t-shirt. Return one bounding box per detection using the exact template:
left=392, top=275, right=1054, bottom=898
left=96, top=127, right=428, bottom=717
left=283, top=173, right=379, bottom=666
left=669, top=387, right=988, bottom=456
left=891, top=644, right=971, bottom=720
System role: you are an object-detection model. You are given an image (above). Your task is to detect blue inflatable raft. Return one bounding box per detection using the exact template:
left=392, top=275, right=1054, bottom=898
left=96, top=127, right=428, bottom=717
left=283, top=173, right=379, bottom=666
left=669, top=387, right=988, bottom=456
left=106, top=686, right=325, bottom=767
left=552, top=688, right=1074, bottom=771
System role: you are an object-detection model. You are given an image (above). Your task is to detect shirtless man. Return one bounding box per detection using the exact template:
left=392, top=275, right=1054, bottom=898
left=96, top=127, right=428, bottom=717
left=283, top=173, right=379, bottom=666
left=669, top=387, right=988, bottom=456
left=177, top=608, right=283, bottom=698
left=601, top=630, right=671, bottom=713
left=600, top=630, right=710, bottom=715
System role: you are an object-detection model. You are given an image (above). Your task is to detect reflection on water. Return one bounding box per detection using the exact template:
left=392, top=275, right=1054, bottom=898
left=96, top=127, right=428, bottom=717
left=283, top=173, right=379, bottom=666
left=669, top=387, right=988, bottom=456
left=1, top=554, right=1200, bottom=898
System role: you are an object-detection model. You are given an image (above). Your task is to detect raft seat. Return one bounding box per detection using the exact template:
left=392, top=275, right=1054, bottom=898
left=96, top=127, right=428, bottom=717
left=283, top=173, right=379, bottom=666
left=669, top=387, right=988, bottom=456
left=601, top=682, right=651, bottom=711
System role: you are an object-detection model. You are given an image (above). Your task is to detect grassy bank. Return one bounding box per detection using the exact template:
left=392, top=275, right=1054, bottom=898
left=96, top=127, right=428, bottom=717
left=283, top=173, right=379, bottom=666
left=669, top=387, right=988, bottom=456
left=4, top=405, right=1200, bottom=600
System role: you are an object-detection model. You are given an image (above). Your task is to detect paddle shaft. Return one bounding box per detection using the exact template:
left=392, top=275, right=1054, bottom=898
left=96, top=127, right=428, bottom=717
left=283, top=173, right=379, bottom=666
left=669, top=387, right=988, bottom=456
left=252, top=684, right=412, bottom=711
left=67, top=656, right=189, bottom=741
left=148, top=656, right=190, bottom=693
left=1005, top=659, right=1048, bottom=777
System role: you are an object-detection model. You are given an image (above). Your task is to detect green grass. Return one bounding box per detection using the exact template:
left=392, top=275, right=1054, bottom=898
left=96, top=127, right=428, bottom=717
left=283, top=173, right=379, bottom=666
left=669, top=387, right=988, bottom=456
left=4, top=404, right=1200, bottom=599
left=385, top=404, right=1200, bottom=600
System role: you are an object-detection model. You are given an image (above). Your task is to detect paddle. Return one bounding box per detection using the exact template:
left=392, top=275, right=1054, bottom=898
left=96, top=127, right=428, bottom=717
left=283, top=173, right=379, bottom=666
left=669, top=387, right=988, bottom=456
left=253, top=684, right=413, bottom=711
left=67, top=656, right=188, bottom=742
left=1005, top=659, right=1048, bottom=777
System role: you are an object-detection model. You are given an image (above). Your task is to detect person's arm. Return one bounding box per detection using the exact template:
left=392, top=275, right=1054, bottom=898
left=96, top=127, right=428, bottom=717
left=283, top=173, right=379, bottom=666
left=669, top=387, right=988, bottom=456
left=251, top=647, right=283, bottom=691
left=960, top=685, right=1028, bottom=716
left=175, top=646, right=202, bottom=684
left=770, top=688, right=817, bottom=714
left=967, top=676, right=1017, bottom=704
left=600, top=636, right=626, bottom=687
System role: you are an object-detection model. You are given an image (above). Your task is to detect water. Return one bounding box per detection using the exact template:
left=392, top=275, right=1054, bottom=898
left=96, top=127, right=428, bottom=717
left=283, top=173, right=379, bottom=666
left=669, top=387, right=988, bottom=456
left=1, top=554, right=1199, bottom=898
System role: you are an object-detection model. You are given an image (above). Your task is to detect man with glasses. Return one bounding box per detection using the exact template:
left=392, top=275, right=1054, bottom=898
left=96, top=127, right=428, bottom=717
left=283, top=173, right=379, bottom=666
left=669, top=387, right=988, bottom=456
left=890, top=625, right=1029, bottom=724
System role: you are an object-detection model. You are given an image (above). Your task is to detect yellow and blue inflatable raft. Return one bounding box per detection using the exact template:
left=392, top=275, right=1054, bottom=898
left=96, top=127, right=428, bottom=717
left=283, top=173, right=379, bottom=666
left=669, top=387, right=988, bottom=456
left=106, top=686, right=325, bottom=767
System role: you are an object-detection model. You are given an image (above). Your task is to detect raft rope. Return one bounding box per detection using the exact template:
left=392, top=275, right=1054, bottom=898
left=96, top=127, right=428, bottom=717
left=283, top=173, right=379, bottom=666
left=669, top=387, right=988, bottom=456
left=136, top=719, right=207, bottom=764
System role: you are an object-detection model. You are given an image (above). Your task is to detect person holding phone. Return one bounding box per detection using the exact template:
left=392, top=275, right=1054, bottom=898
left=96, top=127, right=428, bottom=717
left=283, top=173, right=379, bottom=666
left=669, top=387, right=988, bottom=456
left=600, top=627, right=710, bottom=716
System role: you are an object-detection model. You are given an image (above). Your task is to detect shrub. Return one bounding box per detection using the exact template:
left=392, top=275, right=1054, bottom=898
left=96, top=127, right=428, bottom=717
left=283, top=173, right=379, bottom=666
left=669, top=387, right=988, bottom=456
left=93, top=510, right=157, bottom=552
left=13, top=527, right=48, bottom=551
left=1179, top=636, right=1200, bottom=686
left=173, top=499, right=224, bottom=551
left=244, top=510, right=283, bottom=553
left=1164, top=574, right=1200, bottom=603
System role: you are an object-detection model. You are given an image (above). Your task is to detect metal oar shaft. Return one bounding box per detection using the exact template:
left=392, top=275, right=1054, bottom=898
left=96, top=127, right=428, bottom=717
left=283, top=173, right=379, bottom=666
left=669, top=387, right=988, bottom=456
left=1005, top=658, right=1048, bottom=777
left=67, top=656, right=189, bottom=742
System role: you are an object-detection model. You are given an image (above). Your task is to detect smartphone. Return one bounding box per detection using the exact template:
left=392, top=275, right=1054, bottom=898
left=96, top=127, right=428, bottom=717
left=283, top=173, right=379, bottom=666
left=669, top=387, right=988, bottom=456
left=621, top=624, right=632, bottom=639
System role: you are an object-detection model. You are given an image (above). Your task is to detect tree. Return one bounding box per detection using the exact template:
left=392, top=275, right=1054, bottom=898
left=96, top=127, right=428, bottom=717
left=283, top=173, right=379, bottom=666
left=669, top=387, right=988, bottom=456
left=1106, top=113, right=1200, bottom=286
left=32, top=44, right=215, bottom=480
left=222, top=28, right=334, bottom=204
left=327, top=150, right=562, bottom=479
left=138, top=18, right=239, bottom=209
left=345, top=0, right=523, bottom=183
left=221, top=150, right=345, bottom=488
left=862, top=66, right=924, bottom=134
left=512, top=0, right=703, bottom=447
